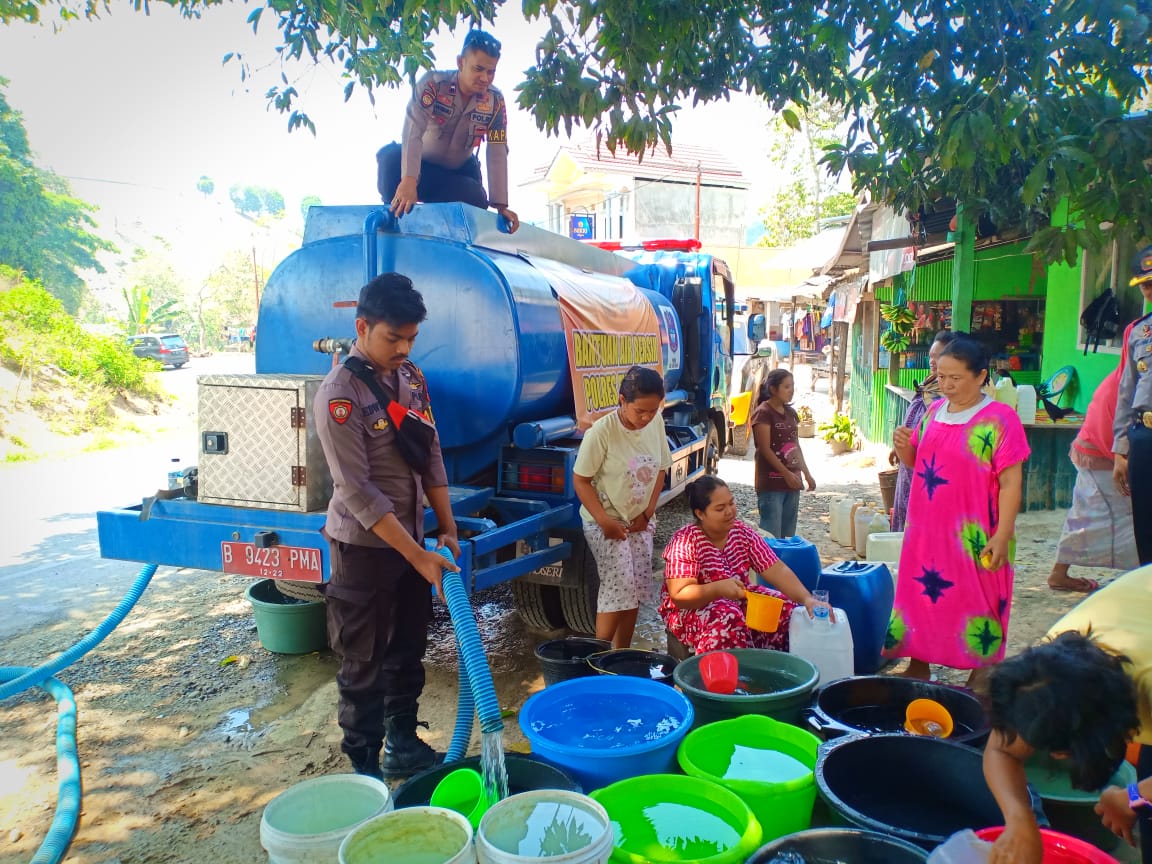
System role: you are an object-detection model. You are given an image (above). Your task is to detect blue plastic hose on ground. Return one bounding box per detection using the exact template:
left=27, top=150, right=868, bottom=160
left=0, top=563, right=159, bottom=701
left=1, top=561, right=160, bottom=864
left=0, top=670, right=79, bottom=864
left=440, top=568, right=504, bottom=761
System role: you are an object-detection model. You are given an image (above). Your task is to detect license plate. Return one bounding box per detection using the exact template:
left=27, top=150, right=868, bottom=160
left=221, top=542, right=324, bottom=582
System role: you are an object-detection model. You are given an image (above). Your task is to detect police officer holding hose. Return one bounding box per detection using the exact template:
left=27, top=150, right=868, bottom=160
left=314, top=272, right=461, bottom=780
left=1113, top=245, right=1152, bottom=565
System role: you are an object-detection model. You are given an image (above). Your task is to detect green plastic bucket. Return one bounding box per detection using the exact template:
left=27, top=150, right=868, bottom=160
left=677, top=714, right=820, bottom=843
left=590, top=774, right=762, bottom=864
left=671, top=648, right=819, bottom=728
left=246, top=579, right=328, bottom=654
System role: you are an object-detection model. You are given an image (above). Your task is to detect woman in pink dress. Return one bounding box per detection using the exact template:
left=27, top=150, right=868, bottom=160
left=660, top=476, right=828, bottom=653
left=884, top=336, right=1030, bottom=686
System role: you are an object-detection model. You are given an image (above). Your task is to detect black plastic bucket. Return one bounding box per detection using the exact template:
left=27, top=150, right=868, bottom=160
left=816, top=734, right=1003, bottom=850
left=808, top=675, right=990, bottom=747
left=534, top=637, right=611, bottom=686
left=588, top=648, right=678, bottom=686
left=746, top=828, right=929, bottom=863
left=391, top=754, right=582, bottom=808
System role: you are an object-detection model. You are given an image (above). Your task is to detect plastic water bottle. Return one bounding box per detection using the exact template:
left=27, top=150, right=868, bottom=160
left=167, top=458, right=183, bottom=491
left=790, top=605, right=854, bottom=684
left=1016, top=384, right=1037, bottom=424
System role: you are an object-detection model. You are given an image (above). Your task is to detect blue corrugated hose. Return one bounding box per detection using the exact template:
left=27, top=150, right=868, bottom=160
left=430, top=546, right=503, bottom=760
left=1, top=561, right=160, bottom=864
left=0, top=670, right=79, bottom=864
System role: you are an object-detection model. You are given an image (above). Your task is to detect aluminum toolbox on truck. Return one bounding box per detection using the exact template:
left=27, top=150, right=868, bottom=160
left=197, top=374, right=332, bottom=512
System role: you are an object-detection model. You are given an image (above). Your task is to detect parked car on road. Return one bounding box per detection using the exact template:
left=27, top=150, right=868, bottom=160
left=127, top=333, right=189, bottom=368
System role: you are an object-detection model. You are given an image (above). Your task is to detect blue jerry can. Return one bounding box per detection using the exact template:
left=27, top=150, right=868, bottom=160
left=816, top=561, right=895, bottom=675
left=766, top=536, right=822, bottom=591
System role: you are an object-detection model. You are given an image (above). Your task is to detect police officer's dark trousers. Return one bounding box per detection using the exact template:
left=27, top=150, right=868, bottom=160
left=1128, top=423, right=1152, bottom=565
left=324, top=541, right=432, bottom=763
left=376, top=142, right=489, bottom=209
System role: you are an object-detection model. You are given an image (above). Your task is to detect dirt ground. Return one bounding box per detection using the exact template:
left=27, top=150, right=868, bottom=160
left=0, top=364, right=1125, bottom=864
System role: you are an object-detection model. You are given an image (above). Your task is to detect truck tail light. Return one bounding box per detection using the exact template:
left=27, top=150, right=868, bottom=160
left=503, top=461, right=565, bottom=494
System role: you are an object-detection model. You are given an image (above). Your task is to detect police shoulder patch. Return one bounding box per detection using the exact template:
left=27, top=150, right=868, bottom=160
left=371, top=417, right=389, bottom=431
left=328, top=399, right=353, bottom=424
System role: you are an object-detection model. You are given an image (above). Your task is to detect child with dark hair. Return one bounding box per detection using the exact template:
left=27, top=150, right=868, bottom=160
left=659, top=476, right=829, bottom=654
left=750, top=368, right=815, bottom=538
left=573, top=365, right=672, bottom=648
left=983, top=566, right=1152, bottom=864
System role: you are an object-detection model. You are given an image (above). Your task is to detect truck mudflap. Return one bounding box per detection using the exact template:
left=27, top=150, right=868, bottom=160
left=96, top=486, right=574, bottom=594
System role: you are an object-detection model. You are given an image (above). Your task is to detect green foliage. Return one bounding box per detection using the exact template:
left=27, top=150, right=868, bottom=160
left=4, top=1, right=1150, bottom=263
left=300, top=194, right=321, bottom=221
left=817, top=411, right=859, bottom=447
left=229, top=183, right=286, bottom=218
left=122, top=283, right=183, bottom=335
left=760, top=99, right=857, bottom=247
left=190, top=248, right=265, bottom=352
left=196, top=175, right=215, bottom=198
left=0, top=266, right=156, bottom=394
left=0, top=78, right=115, bottom=313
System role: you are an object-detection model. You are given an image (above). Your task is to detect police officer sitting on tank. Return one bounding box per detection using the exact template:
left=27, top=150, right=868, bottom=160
left=314, top=272, right=462, bottom=780
left=376, top=30, right=520, bottom=233
left=1113, top=243, right=1152, bottom=566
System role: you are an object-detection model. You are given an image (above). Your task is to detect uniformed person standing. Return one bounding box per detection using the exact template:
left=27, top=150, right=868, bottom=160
left=376, top=30, right=520, bottom=233
left=315, top=272, right=461, bottom=780
left=1113, top=244, right=1152, bottom=565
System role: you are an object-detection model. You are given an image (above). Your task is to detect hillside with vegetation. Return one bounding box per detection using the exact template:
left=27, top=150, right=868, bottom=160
left=0, top=267, right=168, bottom=462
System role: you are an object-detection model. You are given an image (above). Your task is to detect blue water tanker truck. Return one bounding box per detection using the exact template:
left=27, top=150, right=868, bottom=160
left=97, top=203, right=764, bottom=634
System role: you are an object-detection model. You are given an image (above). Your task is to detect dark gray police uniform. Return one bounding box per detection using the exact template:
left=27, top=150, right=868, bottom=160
left=376, top=70, right=510, bottom=210
left=1115, top=308, right=1152, bottom=564
left=313, top=342, right=447, bottom=770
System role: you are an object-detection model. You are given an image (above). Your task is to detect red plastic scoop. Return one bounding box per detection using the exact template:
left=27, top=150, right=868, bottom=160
left=699, top=651, right=739, bottom=695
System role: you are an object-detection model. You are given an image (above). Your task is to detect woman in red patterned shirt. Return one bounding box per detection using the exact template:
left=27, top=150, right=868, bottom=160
left=660, top=476, right=828, bottom=653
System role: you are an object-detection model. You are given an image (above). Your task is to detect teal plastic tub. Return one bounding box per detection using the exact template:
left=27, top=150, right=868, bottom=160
left=246, top=578, right=328, bottom=654
left=672, top=648, right=819, bottom=728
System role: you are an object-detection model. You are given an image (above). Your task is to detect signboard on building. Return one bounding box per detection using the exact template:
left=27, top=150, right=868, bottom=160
left=569, top=215, right=594, bottom=240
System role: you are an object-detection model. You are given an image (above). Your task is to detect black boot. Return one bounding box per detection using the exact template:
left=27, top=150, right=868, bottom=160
left=382, top=714, right=442, bottom=779
left=346, top=745, right=383, bottom=781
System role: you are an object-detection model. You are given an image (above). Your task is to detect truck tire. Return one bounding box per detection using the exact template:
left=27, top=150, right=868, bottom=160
left=559, top=539, right=600, bottom=636
left=275, top=580, right=325, bottom=604
left=729, top=422, right=750, bottom=457
left=706, top=423, right=721, bottom=475
left=511, top=580, right=566, bottom=633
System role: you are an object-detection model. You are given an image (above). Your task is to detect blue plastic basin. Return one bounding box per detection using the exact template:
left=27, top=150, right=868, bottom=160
left=519, top=675, right=694, bottom=792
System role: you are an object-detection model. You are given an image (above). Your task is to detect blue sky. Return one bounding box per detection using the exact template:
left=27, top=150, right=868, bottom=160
left=0, top=5, right=774, bottom=217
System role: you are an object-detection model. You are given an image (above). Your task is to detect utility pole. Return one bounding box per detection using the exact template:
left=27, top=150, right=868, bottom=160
left=251, top=245, right=261, bottom=320
left=694, top=162, right=702, bottom=241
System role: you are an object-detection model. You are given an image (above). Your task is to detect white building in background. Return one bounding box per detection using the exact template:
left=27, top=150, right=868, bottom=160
left=520, top=139, right=749, bottom=246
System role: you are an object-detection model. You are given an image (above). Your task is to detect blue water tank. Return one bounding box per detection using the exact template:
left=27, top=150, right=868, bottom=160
left=766, top=536, right=822, bottom=590
left=816, top=561, right=894, bottom=675
left=254, top=204, right=681, bottom=483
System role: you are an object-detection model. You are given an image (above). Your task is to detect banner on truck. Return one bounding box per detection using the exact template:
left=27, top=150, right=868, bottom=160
left=531, top=258, right=662, bottom=430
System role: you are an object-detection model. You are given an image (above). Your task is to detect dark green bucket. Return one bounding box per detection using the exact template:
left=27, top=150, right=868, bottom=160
left=245, top=579, right=328, bottom=654
left=672, top=648, right=820, bottom=728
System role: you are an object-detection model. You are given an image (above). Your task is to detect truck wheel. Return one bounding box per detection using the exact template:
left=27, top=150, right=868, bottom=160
left=729, top=422, right=750, bottom=457
left=511, top=580, right=566, bottom=633
left=275, top=580, right=325, bottom=604
left=706, top=423, right=721, bottom=475
left=559, top=540, right=600, bottom=636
